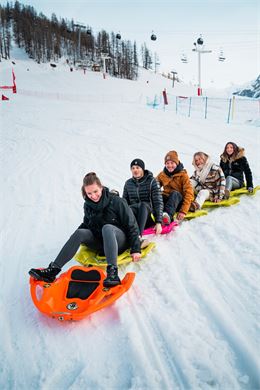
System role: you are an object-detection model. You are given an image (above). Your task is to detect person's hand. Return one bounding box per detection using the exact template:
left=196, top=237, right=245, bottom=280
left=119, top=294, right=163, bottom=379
left=177, top=212, right=185, bottom=221
left=248, top=187, right=254, bottom=194
left=155, top=223, right=162, bottom=235
left=131, top=253, right=141, bottom=262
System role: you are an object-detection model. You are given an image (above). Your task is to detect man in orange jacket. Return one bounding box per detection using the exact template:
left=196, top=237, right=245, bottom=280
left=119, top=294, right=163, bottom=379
left=156, top=150, right=194, bottom=223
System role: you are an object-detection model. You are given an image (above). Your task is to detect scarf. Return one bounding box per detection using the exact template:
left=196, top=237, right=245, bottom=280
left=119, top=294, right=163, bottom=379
left=193, top=156, right=213, bottom=184
left=163, top=162, right=184, bottom=177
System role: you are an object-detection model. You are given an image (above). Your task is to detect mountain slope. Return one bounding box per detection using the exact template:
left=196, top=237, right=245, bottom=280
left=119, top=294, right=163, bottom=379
left=1, top=52, right=260, bottom=390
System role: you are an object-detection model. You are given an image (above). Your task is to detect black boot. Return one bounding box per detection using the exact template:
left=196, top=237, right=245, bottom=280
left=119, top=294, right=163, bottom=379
left=103, top=265, right=121, bottom=287
left=29, top=262, right=61, bottom=283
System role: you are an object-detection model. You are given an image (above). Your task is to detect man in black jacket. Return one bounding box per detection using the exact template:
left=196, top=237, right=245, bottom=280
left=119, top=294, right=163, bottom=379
left=123, top=159, right=163, bottom=236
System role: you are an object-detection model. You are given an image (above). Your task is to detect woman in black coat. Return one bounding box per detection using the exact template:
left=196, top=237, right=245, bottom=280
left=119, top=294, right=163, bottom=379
left=220, top=142, right=254, bottom=198
left=29, top=172, right=141, bottom=287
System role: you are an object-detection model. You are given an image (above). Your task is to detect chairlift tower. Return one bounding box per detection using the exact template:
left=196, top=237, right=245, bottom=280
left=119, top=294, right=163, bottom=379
left=171, top=70, right=178, bottom=88
left=73, top=23, right=86, bottom=61
left=192, top=36, right=212, bottom=96
left=101, top=54, right=111, bottom=79
left=154, top=53, right=160, bottom=74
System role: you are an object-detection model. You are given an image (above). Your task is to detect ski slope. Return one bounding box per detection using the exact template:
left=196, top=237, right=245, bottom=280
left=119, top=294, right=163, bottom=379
left=1, top=49, right=260, bottom=390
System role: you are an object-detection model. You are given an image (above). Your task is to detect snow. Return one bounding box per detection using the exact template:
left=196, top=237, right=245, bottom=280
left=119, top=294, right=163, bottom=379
left=1, top=48, right=260, bottom=390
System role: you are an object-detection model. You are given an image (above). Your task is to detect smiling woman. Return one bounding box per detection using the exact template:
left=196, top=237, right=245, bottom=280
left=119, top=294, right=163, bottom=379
left=29, top=172, right=142, bottom=287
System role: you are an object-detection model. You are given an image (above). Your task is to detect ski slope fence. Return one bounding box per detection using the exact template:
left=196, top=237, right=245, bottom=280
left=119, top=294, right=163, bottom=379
left=146, top=93, right=260, bottom=125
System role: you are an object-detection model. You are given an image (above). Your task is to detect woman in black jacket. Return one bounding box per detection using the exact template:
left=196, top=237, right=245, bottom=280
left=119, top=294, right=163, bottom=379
left=220, top=142, right=254, bottom=198
left=29, top=172, right=141, bottom=287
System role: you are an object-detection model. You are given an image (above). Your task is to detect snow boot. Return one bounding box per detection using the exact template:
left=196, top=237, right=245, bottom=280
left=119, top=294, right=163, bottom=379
left=29, top=262, right=61, bottom=283
left=224, top=189, right=230, bottom=199
left=162, top=212, right=171, bottom=226
left=189, top=201, right=200, bottom=212
left=139, top=236, right=149, bottom=249
left=103, top=265, right=121, bottom=288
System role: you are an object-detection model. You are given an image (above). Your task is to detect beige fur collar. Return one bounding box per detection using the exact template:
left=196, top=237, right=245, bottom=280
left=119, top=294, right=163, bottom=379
left=220, top=147, right=245, bottom=163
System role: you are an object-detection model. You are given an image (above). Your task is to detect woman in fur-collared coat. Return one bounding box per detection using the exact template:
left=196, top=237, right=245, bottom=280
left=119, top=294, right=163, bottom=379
left=220, top=142, right=254, bottom=198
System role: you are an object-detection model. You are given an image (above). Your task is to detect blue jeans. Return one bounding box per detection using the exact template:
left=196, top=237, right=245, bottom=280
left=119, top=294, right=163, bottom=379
left=225, top=176, right=241, bottom=192
left=163, top=191, right=183, bottom=217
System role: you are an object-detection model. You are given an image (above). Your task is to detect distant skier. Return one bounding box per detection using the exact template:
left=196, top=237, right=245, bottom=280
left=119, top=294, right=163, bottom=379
left=189, top=152, right=225, bottom=211
left=29, top=172, right=141, bottom=287
left=220, top=142, right=254, bottom=199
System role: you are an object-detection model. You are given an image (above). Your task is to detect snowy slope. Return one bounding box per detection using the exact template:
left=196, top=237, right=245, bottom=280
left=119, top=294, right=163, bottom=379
left=1, top=49, right=260, bottom=390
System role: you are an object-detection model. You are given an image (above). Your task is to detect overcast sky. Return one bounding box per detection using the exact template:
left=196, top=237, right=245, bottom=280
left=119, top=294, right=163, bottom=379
left=3, top=0, right=259, bottom=88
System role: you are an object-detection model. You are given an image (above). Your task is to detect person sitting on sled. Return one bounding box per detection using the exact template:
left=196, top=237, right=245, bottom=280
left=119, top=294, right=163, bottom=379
left=219, top=142, right=254, bottom=199
left=189, top=152, right=226, bottom=211
left=123, top=158, right=163, bottom=237
left=156, top=151, right=194, bottom=223
left=29, top=172, right=141, bottom=287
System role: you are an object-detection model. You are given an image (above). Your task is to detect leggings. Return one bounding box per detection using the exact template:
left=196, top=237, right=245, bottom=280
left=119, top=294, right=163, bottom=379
left=53, top=224, right=128, bottom=268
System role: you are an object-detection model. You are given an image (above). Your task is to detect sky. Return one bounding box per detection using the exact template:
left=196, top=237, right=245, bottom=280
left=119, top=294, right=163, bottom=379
left=2, top=0, right=259, bottom=87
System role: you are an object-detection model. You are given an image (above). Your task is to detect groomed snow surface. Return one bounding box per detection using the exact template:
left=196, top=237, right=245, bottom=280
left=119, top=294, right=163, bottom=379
left=1, top=50, right=260, bottom=390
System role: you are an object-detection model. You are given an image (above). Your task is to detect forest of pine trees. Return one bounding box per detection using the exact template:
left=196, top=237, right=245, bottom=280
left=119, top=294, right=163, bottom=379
left=0, top=1, right=156, bottom=80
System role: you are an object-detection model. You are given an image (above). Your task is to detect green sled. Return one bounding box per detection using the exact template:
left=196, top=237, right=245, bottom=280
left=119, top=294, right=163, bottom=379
left=74, top=242, right=156, bottom=267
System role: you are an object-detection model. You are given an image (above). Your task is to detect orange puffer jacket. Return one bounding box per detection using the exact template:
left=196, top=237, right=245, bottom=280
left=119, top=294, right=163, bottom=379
left=157, top=165, right=194, bottom=215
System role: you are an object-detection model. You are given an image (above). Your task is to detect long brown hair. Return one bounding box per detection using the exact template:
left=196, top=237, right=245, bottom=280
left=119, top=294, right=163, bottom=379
left=222, top=142, right=239, bottom=158
left=81, top=172, right=102, bottom=199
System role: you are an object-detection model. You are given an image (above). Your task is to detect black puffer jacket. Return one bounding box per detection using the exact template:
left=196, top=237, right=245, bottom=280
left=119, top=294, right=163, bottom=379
left=78, top=187, right=140, bottom=253
left=220, top=148, right=253, bottom=189
left=123, top=170, right=163, bottom=223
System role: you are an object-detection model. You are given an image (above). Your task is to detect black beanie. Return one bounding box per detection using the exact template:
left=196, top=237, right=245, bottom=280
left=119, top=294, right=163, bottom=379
left=130, top=158, right=145, bottom=171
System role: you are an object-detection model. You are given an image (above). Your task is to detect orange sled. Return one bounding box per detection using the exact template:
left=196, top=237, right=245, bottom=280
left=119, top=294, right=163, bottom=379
left=29, top=266, right=135, bottom=321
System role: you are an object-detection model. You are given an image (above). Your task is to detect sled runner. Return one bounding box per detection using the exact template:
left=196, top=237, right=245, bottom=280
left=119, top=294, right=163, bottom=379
left=143, top=221, right=178, bottom=236
left=229, top=185, right=260, bottom=197
left=202, top=197, right=240, bottom=208
left=74, top=242, right=156, bottom=267
left=30, top=266, right=135, bottom=321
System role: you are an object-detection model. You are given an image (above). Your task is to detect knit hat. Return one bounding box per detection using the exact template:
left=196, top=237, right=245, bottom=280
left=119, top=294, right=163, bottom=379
left=164, top=151, right=179, bottom=165
left=130, top=158, right=145, bottom=171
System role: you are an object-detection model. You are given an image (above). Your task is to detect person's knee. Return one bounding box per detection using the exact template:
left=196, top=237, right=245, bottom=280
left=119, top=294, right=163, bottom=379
left=102, top=224, right=114, bottom=236
left=169, top=190, right=182, bottom=202
left=226, top=176, right=232, bottom=183
left=140, top=201, right=151, bottom=214
left=72, top=228, right=91, bottom=242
